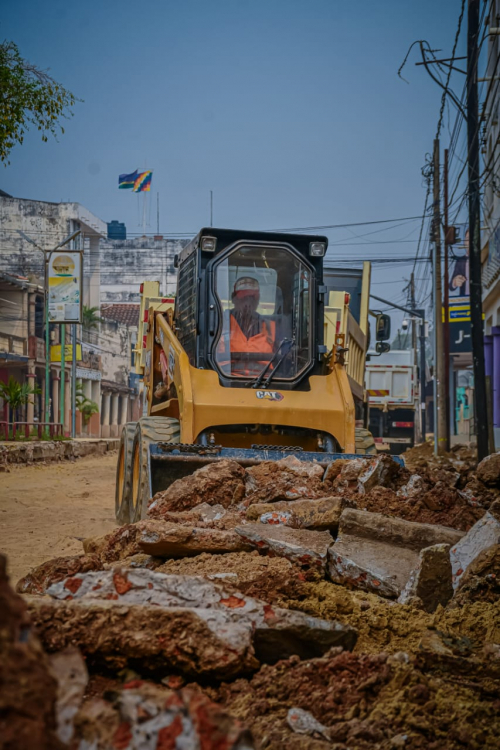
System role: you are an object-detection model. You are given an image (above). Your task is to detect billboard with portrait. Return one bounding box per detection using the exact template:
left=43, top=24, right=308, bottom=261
left=447, top=225, right=471, bottom=354
left=47, top=251, right=82, bottom=323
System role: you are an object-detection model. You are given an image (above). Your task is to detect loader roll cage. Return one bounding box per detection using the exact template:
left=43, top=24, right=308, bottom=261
left=174, top=228, right=328, bottom=391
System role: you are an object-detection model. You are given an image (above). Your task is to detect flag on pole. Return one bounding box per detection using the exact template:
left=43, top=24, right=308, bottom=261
left=134, top=170, right=153, bottom=192
left=118, top=170, right=138, bottom=189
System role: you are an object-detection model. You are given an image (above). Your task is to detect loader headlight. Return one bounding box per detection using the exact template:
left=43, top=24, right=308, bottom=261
left=309, top=242, right=326, bottom=257
left=201, top=236, right=217, bottom=252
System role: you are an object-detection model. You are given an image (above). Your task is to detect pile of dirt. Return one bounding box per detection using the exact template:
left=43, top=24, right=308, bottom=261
left=355, top=485, right=485, bottom=531
left=10, top=445, right=500, bottom=746
left=213, top=644, right=500, bottom=749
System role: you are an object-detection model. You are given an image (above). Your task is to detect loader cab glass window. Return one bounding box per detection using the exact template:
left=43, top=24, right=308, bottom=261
left=213, top=245, right=312, bottom=381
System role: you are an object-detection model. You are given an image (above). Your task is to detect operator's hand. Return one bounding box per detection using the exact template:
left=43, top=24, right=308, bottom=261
left=452, top=275, right=466, bottom=288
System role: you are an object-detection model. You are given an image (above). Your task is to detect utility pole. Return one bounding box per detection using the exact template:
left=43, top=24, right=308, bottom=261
left=443, top=148, right=451, bottom=451
left=157, top=192, right=160, bottom=235
left=409, top=273, right=420, bottom=441
left=18, top=229, right=81, bottom=434
left=467, top=0, right=489, bottom=460
left=433, top=138, right=447, bottom=455
left=210, top=190, right=213, bottom=227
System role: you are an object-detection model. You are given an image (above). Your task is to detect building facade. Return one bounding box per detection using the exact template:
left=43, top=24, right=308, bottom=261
left=0, top=192, right=185, bottom=437
left=481, top=3, right=500, bottom=440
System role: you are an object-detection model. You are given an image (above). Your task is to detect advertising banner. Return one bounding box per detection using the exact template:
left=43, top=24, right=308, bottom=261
left=447, top=226, right=471, bottom=355
left=50, top=344, right=82, bottom=362
left=47, top=251, right=82, bottom=323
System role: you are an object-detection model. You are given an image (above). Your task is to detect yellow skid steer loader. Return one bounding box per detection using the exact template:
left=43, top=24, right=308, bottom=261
left=116, top=228, right=392, bottom=524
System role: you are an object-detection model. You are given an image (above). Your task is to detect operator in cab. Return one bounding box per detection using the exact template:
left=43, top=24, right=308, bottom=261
left=217, top=277, right=276, bottom=377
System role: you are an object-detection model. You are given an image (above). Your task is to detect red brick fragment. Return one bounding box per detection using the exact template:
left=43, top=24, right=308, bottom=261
left=113, top=570, right=133, bottom=595
left=64, top=577, right=82, bottom=594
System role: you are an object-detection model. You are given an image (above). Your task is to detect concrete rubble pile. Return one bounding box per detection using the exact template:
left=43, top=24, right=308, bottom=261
left=10, top=447, right=500, bottom=748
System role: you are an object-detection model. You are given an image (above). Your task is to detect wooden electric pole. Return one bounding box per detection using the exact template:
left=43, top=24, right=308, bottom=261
left=433, top=138, right=447, bottom=455
left=467, top=0, right=489, bottom=460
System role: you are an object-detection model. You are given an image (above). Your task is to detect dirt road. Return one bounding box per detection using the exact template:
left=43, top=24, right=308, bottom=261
left=0, top=454, right=117, bottom=585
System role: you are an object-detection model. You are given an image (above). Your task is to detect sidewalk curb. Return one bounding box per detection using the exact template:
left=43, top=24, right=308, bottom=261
left=0, top=438, right=120, bottom=466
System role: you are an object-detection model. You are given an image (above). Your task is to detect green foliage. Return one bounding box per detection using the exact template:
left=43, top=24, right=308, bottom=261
left=82, top=305, right=102, bottom=330
left=0, top=375, right=40, bottom=413
left=75, top=384, right=99, bottom=425
left=0, top=41, right=79, bottom=164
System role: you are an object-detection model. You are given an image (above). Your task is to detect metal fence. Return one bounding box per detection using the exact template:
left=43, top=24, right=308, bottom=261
left=0, top=422, right=64, bottom=441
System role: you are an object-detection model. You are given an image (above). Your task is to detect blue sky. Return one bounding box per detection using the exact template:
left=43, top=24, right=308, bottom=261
left=2, top=0, right=465, bottom=319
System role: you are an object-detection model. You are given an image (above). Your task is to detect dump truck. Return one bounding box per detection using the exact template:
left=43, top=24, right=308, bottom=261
left=323, top=263, right=376, bottom=455
left=366, top=349, right=417, bottom=454
left=116, top=228, right=390, bottom=524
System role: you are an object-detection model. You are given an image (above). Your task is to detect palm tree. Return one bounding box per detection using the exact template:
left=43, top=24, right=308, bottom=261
left=82, top=305, right=102, bottom=331
left=75, top=385, right=99, bottom=425
left=0, top=376, right=41, bottom=425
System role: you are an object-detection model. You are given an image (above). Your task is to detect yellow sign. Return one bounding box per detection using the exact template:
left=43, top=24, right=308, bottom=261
left=50, top=344, right=82, bottom=362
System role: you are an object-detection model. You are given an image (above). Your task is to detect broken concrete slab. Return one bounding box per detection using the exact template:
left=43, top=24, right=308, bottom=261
left=244, top=460, right=326, bottom=505
left=328, top=508, right=463, bottom=598
left=357, top=455, right=409, bottom=494
left=338, top=508, right=464, bottom=550
left=83, top=519, right=251, bottom=563
left=27, top=595, right=259, bottom=680
left=450, top=502, right=500, bottom=591
left=234, top=523, right=332, bottom=572
left=398, top=543, right=453, bottom=612
left=274, top=454, right=324, bottom=479
left=45, top=568, right=357, bottom=659
left=328, top=537, right=412, bottom=598
left=74, top=682, right=255, bottom=750
left=16, top=553, right=102, bottom=595
left=148, top=459, right=246, bottom=516
left=29, top=569, right=357, bottom=671
left=245, top=496, right=350, bottom=531
left=326, top=457, right=369, bottom=489
left=136, top=521, right=254, bottom=558
left=83, top=524, right=143, bottom=563
left=157, top=504, right=246, bottom=531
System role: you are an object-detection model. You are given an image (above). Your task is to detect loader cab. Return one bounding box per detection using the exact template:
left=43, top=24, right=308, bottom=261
left=174, top=228, right=328, bottom=390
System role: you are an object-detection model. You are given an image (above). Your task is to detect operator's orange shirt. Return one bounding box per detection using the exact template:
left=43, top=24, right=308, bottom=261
left=218, top=314, right=276, bottom=376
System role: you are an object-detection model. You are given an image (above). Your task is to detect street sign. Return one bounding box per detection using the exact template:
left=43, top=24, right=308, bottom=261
left=47, top=251, right=82, bottom=323
left=50, top=344, right=82, bottom=362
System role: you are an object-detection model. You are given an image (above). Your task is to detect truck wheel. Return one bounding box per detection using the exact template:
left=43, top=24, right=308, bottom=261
left=115, top=422, right=136, bottom=524
left=130, top=416, right=181, bottom=523
left=355, top=427, right=377, bottom=456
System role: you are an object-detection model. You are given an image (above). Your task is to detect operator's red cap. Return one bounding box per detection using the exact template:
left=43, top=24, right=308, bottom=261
left=232, top=276, right=260, bottom=298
